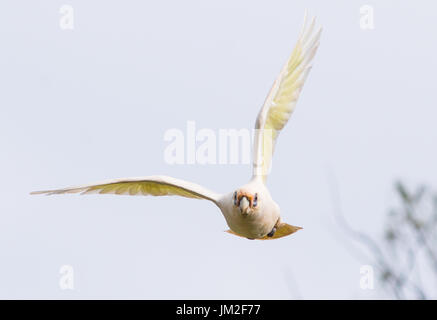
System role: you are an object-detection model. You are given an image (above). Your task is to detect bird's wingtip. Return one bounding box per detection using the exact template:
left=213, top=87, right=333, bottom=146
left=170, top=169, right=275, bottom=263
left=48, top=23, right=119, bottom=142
left=30, top=190, right=50, bottom=195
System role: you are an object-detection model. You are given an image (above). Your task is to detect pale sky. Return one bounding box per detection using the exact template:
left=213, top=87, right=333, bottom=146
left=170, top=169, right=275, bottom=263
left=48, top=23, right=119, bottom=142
left=1, top=0, right=436, bottom=299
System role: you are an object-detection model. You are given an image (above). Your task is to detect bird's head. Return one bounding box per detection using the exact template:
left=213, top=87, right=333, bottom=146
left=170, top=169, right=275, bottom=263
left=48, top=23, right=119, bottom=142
left=233, top=190, right=259, bottom=216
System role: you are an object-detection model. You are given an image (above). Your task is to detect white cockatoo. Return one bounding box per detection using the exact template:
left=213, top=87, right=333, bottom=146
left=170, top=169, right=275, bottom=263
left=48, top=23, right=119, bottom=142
left=32, top=14, right=322, bottom=240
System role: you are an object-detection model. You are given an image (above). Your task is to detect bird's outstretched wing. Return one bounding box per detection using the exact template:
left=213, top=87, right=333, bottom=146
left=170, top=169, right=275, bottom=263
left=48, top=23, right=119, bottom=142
left=226, top=223, right=302, bottom=240
left=31, top=175, right=221, bottom=204
left=253, top=14, right=322, bottom=182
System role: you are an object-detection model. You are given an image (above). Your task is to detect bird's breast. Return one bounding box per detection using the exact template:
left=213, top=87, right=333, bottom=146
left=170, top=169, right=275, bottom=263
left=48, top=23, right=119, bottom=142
left=222, top=207, right=279, bottom=239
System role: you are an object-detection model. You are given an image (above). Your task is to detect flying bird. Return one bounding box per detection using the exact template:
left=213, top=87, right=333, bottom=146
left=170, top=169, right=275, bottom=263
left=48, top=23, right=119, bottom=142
left=32, top=14, right=322, bottom=240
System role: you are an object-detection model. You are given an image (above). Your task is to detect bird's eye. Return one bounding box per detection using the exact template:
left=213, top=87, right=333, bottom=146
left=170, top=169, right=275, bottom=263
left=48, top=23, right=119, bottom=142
left=253, top=193, right=258, bottom=207
left=233, top=192, right=237, bottom=205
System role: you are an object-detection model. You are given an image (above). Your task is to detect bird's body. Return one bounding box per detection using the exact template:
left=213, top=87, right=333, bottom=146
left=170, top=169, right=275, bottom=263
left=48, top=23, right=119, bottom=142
left=218, top=178, right=280, bottom=239
left=32, top=14, right=322, bottom=240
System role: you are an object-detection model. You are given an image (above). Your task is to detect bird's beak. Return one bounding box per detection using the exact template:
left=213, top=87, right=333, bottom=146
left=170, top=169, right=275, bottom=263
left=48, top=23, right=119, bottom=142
left=239, top=196, right=250, bottom=215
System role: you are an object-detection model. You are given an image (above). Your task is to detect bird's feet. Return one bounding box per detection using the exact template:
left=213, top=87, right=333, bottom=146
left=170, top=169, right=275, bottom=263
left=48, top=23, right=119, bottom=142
left=267, top=227, right=276, bottom=237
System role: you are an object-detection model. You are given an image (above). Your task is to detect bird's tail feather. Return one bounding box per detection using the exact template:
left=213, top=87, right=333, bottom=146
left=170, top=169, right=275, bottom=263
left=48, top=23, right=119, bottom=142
left=225, top=223, right=302, bottom=240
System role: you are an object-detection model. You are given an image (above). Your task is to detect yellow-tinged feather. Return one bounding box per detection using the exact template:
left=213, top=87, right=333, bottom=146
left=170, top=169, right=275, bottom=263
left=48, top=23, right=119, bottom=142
left=31, top=176, right=219, bottom=203
left=253, top=15, right=321, bottom=181
left=226, top=223, right=302, bottom=240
